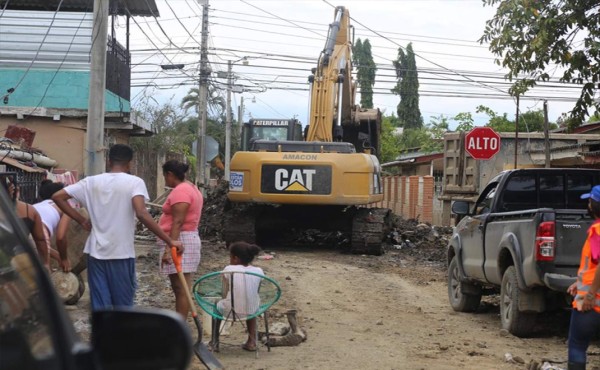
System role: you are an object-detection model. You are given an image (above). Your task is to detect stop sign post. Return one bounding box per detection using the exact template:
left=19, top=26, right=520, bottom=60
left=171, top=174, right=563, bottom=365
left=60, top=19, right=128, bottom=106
left=465, top=127, right=501, bottom=160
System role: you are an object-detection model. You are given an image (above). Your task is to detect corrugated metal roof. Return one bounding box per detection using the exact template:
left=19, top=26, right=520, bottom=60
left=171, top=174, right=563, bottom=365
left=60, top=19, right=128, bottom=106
left=0, top=10, right=93, bottom=70
left=2, top=0, right=159, bottom=17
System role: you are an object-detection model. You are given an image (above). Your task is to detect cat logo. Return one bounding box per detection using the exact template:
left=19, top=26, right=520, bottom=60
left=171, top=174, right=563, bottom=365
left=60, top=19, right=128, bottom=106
left=275, top=169, right=316, bottom=191
left=261, top=164, right=332, bottom=195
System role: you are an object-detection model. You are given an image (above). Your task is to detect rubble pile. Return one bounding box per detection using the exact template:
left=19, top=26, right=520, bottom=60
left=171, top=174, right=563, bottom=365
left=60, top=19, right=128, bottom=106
left=200, top=180, right=230, bottom=240
left=387, top=215, right=452, bottom=266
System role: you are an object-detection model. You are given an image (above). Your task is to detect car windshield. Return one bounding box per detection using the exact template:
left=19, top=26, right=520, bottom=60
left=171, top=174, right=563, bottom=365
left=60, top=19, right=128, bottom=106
left=0, top=195, right=57, bottom=369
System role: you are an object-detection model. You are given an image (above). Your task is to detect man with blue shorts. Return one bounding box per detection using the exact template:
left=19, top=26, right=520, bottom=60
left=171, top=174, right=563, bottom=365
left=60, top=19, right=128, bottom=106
left=53, top=144, right=183, bottom=311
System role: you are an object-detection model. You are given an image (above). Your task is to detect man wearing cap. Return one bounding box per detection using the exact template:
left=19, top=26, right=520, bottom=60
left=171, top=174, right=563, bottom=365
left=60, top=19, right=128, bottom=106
left=566, top=185, right=600, bottom=370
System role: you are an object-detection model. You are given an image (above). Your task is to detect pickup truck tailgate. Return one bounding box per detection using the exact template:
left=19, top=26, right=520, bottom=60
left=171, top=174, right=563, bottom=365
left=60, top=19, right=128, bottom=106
left=554, top=211, right=592, bottom=268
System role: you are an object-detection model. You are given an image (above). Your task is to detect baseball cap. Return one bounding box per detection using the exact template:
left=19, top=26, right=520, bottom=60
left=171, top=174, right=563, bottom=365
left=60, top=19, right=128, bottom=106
left=580, top=185, right=600, bottom=202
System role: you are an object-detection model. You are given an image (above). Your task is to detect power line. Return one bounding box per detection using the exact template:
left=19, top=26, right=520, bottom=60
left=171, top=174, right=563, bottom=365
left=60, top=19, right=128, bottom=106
left=131, top=15, right=203, bottom=103
left=141, top=0, right=198, bottom=53
left=163, top=0, right=202, bottom=46
left=131, top=70, right=586, bottom=95
left=122, top=3, right=197, bottom=81
left=239, top=0, right=327, bottom=39
left=131, top=57, right=586, bottom=92
left=208, top=2, right=508, bottom=98
left=209, top=21, right=495, bottom=61
left=131, top=81, right=581, bottom=102
left=210, top=7, right=487, bottom=46
left=135, top=74, right=579, bottom=100
left=210, top=13, right=490, bottom=50
left=131, top=49, right=507, bottom=89
left=324, top=1, right=510, bottom=97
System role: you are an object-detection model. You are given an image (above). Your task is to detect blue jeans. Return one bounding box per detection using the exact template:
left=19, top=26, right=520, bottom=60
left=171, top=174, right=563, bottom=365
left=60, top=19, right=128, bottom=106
left=568, top=308, right=600, bottom=364
left=87, top=255, right=137, bottom=311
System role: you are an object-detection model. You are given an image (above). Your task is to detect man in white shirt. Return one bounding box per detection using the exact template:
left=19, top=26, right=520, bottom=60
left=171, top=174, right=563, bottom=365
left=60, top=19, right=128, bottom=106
left=53, top=144, right=182, bottom=311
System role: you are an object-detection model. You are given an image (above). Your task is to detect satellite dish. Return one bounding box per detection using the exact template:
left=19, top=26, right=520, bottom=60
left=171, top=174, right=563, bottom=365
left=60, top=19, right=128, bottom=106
left=192, top=136, right=220, bottom=162
left=205, top=136, right=219, bottom=162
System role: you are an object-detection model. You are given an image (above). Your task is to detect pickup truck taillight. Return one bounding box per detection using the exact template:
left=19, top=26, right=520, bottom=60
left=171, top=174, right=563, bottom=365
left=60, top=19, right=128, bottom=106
left=536, top=221, right=555, bottom=261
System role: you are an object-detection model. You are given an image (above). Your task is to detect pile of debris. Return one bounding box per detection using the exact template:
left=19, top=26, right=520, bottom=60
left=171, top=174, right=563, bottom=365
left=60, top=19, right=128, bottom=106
left=387, top=215, right=452, bottom=266
left=200, top=180, right=230, bottom=240
left=197, top=182, right=453, bottom=265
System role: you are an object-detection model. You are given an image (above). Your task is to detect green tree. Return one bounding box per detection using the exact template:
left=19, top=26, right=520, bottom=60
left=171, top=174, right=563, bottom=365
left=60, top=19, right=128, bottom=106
left=588, top=112, right=600, bottom=122
left=391, top=43, right=423, bottom=129
left=398, top=128, right=430, bottom=151
left=480, top=0, right=600, bottom=124
left=453, top=112, right=474, bottom=132
left=477, top=105, right=513, bottom=132
left=380, top=115, right=402, bottom=163
left=421, top=115, right=449, bottom=153
left=519, top=110, right=547, bottom=132
left=130, top=100, right=196, bottom=197
left=132, top=101, right=195, bottom=156
left=180, top=86, right=226, bottom=119
left=353, top=38, right=377, bottom=109
left=478, top=105, right=557, bottom=132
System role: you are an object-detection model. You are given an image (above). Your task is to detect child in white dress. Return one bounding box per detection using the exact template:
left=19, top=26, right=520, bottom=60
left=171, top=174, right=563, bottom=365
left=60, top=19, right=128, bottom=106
left=217, top=241, right=264, bottom=351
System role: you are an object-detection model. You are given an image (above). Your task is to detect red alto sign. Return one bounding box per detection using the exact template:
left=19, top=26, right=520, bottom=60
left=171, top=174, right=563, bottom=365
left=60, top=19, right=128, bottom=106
left=465, top=127, right=501, bottom=160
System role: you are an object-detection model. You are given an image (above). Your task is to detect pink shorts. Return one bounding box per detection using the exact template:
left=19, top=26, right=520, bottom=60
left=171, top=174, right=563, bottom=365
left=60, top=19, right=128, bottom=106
left=157, top=231, right=202, bottom=275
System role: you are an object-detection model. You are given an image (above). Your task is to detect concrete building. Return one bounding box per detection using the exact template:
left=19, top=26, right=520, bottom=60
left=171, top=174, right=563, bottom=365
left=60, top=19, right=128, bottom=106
left=0, top=1, right=156, bottom=176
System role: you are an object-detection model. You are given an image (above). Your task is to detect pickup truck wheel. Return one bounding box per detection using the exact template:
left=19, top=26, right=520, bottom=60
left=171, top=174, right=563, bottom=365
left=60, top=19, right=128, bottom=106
left=448, top=257, right=481, bottom=312
left=500, top=266, right=536, bottom=337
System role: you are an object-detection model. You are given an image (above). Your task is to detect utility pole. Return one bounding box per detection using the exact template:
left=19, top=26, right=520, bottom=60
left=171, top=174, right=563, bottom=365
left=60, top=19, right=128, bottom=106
left=225, top=60, right=232, bottom=181
left=197, top=0, right=209, bottom=192
left=514, top=95, right=520, bottom=169
left=543, top=100, right=550, bottom=168
left=238, top=96, right=244, bottom=138
left=85, top=0, right=109, bottom=176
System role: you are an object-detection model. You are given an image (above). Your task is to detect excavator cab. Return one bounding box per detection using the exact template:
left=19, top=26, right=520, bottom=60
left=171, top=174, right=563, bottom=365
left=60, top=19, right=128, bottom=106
left=241, top=118, right=303, bottom=151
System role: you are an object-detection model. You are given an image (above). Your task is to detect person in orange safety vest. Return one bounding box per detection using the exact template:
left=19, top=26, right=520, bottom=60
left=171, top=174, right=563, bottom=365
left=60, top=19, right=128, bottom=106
left=567, top=185, right=600, bottom=370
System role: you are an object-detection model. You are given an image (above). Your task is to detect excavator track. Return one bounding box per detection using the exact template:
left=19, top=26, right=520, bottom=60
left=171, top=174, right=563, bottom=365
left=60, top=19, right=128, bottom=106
left=223, top=204, right=391, bottom=255
left=350, top=208, right=392, bottom=255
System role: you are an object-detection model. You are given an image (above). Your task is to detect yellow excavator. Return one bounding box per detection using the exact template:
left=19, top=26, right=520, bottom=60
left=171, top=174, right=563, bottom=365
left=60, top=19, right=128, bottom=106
left=225, top=6, right=390, bottom=254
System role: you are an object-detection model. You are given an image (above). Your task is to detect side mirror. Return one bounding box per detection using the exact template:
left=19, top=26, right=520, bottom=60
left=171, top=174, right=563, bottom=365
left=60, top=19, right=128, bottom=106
left=451, top=201, right=470, bottom=216
left=92, top=307, right=192, bottom=370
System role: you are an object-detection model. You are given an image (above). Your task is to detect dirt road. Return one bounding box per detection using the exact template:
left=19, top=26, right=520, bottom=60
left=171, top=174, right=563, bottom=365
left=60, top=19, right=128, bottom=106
left=68, top=240, right=599, bottom=370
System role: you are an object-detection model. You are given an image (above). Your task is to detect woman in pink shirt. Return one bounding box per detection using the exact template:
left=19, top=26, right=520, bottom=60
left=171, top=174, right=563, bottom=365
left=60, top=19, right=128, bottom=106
left=158, top=160, right=203, bottom=318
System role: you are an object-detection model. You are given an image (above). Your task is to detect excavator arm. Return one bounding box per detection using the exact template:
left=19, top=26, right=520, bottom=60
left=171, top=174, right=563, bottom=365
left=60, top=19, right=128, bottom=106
left=306, top=6, right=381, bottom=157
left=306, top=6, right=354, bottom=143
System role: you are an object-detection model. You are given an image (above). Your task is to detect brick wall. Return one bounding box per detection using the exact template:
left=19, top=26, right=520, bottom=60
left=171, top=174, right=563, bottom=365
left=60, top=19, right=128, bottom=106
left=381, top=175, right=437, bottom=224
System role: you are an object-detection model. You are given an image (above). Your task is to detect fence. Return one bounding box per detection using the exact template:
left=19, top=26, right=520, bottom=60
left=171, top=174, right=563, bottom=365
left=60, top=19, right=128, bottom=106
left=373, top=175, right=443, bottom=225
left=0, top=165, right=45, bottom=204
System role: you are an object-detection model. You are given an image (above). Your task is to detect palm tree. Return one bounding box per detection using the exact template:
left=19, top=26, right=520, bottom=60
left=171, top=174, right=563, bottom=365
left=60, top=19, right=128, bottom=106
left=180, top=86, right=226, bottom=120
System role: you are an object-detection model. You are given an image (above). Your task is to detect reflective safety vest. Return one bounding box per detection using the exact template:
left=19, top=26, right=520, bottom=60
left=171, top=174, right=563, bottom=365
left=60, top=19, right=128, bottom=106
left=574, top=221, right=600, bottom=313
